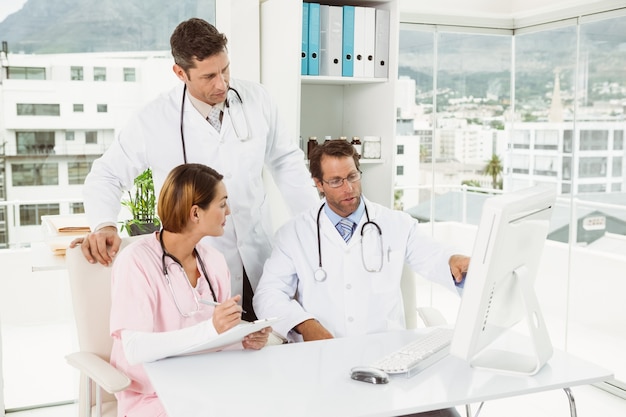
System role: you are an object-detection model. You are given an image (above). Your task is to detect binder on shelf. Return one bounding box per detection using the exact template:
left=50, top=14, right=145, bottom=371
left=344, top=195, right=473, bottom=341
left=308, top=2, right=320, bottom=76
left=352, top=6, right=365, bottom=77
left=342, top=5, right=355, bottom=77
left=363, top=6, right=376, bottom=78
left=319, top=4, right=343, bottom=77
left=374, top=8, right=390, bottom=78
left=302, top=2, right=309, bottom=75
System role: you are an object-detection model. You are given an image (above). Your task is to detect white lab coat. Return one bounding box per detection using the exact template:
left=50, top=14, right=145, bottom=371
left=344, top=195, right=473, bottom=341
left=253, top=198, right=460, bottom=341
left=83, top=79, right=319, bottom=295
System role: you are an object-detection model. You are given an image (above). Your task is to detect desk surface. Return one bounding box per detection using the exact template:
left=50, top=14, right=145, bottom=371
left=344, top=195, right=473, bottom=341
left=144, top=329, right=612, bottom=417
left=31, top=241, right=67, bottom=272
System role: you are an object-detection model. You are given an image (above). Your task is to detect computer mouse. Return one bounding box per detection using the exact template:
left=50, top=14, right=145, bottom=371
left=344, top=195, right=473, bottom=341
left=350, top=366, right=390, bottom=384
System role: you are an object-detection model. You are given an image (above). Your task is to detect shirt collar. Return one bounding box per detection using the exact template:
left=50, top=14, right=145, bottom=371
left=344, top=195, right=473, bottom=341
left=186, top=91, right=226, bottom=119
left=323, top=197, right=365, bottom=226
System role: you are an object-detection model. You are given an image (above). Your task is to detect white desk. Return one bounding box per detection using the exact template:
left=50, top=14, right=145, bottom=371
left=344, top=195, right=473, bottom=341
left=31, top=242, right=67, bottom=271
left=144, top=330, right=612, bottom=417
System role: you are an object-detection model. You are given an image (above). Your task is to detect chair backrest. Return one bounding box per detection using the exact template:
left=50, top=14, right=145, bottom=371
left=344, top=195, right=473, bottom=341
left=66, top=236, right=141, bottom=413
left=400, top=263, right=418, bottom=329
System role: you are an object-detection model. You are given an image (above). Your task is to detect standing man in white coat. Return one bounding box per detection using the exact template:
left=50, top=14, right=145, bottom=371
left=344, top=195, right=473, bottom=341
left=74, top=18, right=318, bottom=321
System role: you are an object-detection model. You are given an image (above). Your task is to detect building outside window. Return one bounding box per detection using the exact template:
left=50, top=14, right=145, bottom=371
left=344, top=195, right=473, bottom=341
left=124, top=67, right=136, bottom=81
left=16, top=131, right=55, bottom=154
left=11, top=163, right=59, bottom=186
left=93, top=66, right=106, bottom=81
left=7, top=66, right=45, bottom=79
left=19, top=204, right=59, bottom=226
left=68, top=161, right=92, bottom=185
left=70, top=66, right=83, bottom=80
left=16, top=103, right=60, bottom=116
left=70, top=202, right=85, bottom=214
left=85, top=130, right=98, bottom=144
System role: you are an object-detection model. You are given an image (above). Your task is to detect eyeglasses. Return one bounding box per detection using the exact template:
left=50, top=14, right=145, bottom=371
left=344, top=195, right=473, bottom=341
left=322, top=171, right=362, bottom=188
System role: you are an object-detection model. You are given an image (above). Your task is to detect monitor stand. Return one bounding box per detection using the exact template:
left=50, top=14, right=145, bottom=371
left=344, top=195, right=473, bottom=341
left=470, top=266, right=554, bottom=376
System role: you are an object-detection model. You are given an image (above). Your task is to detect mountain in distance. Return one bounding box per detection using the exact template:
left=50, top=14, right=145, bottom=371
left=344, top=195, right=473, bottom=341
left=0, top=0, right=214, bottom=54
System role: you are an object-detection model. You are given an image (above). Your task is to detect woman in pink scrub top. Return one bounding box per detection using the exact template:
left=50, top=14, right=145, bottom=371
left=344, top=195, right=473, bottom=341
left=109, top=163, right=271, bottom=417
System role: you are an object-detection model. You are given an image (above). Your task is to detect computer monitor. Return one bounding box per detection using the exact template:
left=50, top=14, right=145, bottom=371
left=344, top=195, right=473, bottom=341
left=449, top=184, right=557, bottom=376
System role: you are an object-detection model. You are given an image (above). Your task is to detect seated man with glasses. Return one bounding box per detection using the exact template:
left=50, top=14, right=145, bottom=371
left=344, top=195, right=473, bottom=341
left=253, top=139, right=468, bottom=417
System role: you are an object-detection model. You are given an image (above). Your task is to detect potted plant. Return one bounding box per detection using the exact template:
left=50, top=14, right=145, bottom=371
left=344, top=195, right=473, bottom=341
left=122, top=168, right=160, bottom=235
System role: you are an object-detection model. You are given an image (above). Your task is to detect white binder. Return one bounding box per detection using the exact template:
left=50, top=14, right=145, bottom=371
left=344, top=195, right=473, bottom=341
left=320, top=5, right=343, bottom=76
left=353, top=6, right=365, bottom=77
left=374, top=8, right=390, bottom=78
left=363, top=6, right=376, bottom=78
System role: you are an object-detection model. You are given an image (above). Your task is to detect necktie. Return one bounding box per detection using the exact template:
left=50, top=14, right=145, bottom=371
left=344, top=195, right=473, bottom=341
left=207, top=106, right=222, bottom=132
left=337, top=218, right=355, bottom=242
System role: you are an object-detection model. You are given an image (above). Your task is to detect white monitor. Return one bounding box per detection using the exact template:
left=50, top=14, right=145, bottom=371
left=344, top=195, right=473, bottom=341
left=449, top=184, right=557, bottom=375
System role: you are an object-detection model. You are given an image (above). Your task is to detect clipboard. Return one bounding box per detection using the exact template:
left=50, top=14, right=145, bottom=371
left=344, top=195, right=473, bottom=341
left=172, top=317, right=283, bottom=357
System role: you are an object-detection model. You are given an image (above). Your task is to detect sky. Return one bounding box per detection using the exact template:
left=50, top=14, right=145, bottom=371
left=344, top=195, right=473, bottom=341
left=0, top=0, right=27, bottom=22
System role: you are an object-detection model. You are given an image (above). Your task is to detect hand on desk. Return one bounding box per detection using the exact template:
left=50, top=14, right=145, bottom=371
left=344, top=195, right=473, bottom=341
left=70, top=226, right=121, bottom=266
left=295, top=318, right=334, bottom=342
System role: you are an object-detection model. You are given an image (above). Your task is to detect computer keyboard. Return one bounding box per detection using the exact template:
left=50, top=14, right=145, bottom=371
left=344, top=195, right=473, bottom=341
left=369, top=327, right=453, bottom=376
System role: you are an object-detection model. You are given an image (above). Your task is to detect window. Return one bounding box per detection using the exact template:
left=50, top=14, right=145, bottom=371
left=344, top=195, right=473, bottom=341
left=7, top=66, right=45, bottom=80
left=68, top=161, right=92, bottom=185
left=397, top=144, right=404, bottom=155
left=512, top=130, right=531, bottom=149
left=85, top=131, right=98, bottom=144
left=124, top=67, right=136, bottom=81
left=533, top=155, right=557, bottom=176
left=71, top=203, right=85, bottom=214
left=613, top=157, right=623, bottom=177
left=535, top=130, right=559, bottom=150
left=396, top=166, right=404, bottom=176
left=71, top=66, right=84, bottom=81
left=580, top=130, right=609, bottom=150
left=511, top=154, right=530, bottom=174
left=97, top=104, right=108, bottom=113
left=65, top=131, right=75, bottom=141
left=73, top=104, right=84, bottom=112
left=16, top=131, right=55, bottom=154
left=614, top=130, right=624, bottom=150
left=94, top=66, right=107, bottom=81
left=16, top=103, right=60, bottom=116
left=12, top=163, right=59, bottom=186
left=579, top=157, right=607, bottom=178
left=19, top=204, right=60, bottom=226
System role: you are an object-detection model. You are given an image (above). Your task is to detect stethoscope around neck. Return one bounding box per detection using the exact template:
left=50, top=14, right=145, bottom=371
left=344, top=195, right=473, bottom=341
left=313, top=202, right=383, bottom=282
left=179, top=84, right=249, bottom=163
left=159, top=229, right=217, bottom=307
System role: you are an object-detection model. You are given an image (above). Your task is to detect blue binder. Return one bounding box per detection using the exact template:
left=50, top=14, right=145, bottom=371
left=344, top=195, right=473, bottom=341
left=342, top=5, right=355, bottom=77
left=302, top=2, right=309, bottom=75
left=308, top=2, right=320, bottom=76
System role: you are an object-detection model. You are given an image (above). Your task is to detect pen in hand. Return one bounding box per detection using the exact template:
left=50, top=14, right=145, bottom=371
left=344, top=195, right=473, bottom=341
left=200, top=298, right=247, bottom=314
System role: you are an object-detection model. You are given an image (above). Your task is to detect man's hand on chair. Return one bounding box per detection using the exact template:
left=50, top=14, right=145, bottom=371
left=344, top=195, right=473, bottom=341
left=70, top=226, right=121, bottom=266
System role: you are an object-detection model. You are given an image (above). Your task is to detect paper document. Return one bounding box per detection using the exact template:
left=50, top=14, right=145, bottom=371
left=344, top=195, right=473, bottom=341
left=172, top=317, right=283, bottom=357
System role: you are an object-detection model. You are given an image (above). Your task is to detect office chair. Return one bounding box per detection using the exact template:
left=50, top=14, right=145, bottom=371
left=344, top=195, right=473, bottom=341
left=65, top=237, right=140, bottom=417
left=401, top=264, right=448, bottom=328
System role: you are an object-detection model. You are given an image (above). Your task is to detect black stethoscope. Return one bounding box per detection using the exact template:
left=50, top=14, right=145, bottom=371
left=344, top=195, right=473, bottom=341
left=159, top=229, right=217, bottom=316
left=179, top=84, right=249, bottom=164
left=314, top=202, right=383, bottom=282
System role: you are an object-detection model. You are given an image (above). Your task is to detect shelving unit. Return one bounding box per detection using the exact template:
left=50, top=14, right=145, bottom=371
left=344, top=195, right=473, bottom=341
left=261, top=0, right=398, bottom=208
